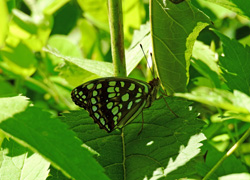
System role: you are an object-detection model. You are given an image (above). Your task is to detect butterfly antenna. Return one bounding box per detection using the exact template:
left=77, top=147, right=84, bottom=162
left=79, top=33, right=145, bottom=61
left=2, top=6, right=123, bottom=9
left=139, top=44, right=154, bottom=77
left=150, top=52, right=155, bottom=77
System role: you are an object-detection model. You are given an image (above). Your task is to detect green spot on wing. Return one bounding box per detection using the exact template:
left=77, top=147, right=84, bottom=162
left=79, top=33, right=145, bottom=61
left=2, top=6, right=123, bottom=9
left=129, top=83, right=135, bottom=91
left=112, top=106, right=119, bottom=115
left=108, top=93, right=116, bottom=98
left=92, top=106, right=97, bottom=111
left=113, top=117, right=118, bottom=125
left=109, top=81, right=116, bottom=86
left=96, top=84, right=102, bottom=89
left=121, top=93, right=129, bottom=101
left=100, top=118, right=105, bottom=125
left=115, top=87, right=119, bottom=92
left=107, top=102, right=113, bottom=109
left=136, top=93, right=142, bottom=97
left=93, top=90, right=98, bottom=96
left=135, top=99, right=142, bottom=103
left=94, top=112, right=100, bottom=118
left=127, top=101, right=133, bottom=109
left=107, top=87, right=115, bottom=92
left=91, top=98, right=97, bottom=104
left=87, top=83, right=94, bottom=90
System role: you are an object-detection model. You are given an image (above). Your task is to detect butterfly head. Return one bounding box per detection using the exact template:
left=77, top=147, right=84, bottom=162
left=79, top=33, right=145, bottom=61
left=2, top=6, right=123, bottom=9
left=145, top=77, right=160, bottom=107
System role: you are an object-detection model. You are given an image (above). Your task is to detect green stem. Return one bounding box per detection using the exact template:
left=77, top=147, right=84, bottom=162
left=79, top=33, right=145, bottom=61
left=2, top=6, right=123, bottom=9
left=121, top=128, right=126, bottom=180
left=202, top=127, right=250, bottom=180
left=108, top=0, right=126, bottom=77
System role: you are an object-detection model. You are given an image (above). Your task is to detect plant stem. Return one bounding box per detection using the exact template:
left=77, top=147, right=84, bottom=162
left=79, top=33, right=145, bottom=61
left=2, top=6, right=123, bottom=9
left=202, top=127, right=250, bottom=180
left=108, top=0, right=126, bottom=77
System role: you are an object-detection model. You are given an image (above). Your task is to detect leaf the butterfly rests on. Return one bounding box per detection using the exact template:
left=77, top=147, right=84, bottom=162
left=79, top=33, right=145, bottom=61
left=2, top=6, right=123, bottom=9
left=71, top=77, right=160, bottom=132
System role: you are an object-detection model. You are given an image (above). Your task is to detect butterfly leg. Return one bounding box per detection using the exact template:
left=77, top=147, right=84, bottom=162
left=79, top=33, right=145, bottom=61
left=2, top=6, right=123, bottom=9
left=162, top=96, right=179, bottom=117
left=137, top=111, right=144, bottom=136
left=160, top=89, right=179, bottom=118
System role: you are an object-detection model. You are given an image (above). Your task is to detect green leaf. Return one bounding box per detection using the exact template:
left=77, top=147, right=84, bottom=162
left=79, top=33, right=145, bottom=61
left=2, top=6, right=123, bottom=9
left=0, top=139, right=50, bottom=180
left=197, top=142, right=248, bottom=179
left=43, top=0, right=70, bottom=15
left=78, top=19, right=101, bottom=60
left=0, top=96, right=30, bottom=120
left=219, top=173, right=250, bottom=180
left=11, top=9, right=38, bottom=35
left=0, top=42, right=37, bottom=77
left=204, top=0, right=250, bottom=18
left=213, top=30, right=250, bottom=95
left=0, top=77, right=16, bottom=97
left=8, top=9, right=52, bottom=51
left=47, top=34, right=97, bottom=86
left=63, top=97, right=205, bottom=180
left=123, top=0, right=145, bottom=43
left=0, top=0, right=8, bottom=47
left=126, top=23, right=151, bottom=75
left=191, top=41, right=221, bottom=88
left=151, top=0, right=210, bottom=94
left=44, top=47, right=114, bottom=86
left=175, top=87, right=250, bottom=122
left=48, top=35, right=83, bottom=61
left=0, top=96, right=109, bottom=180
left=77, top=0, right=109, bottom=31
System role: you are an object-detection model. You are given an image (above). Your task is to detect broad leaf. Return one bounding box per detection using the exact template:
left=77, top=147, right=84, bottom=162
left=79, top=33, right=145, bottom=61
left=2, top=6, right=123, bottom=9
left=191, top=41, right=221, bottom=88
left=213, top=30, right=250, bottom=96
left=0, top=96, right=109, bottom=180
left=126, top=23, right=151, bottom=76
left=44, top=47, right=114, bottom=86
left=0, top=139, right=50, bottom=180
left=175, top=87, right=250, bottom=122
left=204, top=0, right=250, bottom=18
left=197, top=142, right=248, bottom=179
left=63, top=97, right=205, bottom=180
left=151, top=0, right=210, bottom=94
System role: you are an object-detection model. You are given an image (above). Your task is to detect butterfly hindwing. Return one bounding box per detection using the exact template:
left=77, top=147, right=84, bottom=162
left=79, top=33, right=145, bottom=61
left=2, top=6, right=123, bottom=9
left=71, top=77, right=153, bottom=132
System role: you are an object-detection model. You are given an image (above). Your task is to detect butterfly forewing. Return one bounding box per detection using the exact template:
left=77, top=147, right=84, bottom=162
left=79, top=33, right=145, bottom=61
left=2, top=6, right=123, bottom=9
left=71, top=77, right=157, bottom=132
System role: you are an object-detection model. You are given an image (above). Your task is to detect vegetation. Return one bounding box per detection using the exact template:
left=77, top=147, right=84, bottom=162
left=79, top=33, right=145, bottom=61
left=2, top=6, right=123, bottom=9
left=0, top=0, right=249, bottom=179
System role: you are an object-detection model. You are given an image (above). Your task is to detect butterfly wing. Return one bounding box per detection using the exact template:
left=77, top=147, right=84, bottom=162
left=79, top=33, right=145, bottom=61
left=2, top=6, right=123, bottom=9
left=71, top=77, right=151, bottom=132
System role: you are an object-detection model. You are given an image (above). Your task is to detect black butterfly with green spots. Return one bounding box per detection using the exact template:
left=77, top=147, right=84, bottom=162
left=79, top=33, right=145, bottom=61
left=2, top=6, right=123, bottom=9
left=71, top=77, right=160, bottom=132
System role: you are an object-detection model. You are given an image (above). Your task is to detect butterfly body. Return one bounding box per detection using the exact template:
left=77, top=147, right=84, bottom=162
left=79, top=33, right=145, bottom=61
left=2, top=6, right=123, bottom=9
left=71, top=77, right=160, bottom=132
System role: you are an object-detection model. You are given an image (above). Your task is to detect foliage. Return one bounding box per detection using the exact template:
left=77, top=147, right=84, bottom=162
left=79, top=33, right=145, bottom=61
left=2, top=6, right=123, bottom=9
left=0, top=0, right=250, bottom=180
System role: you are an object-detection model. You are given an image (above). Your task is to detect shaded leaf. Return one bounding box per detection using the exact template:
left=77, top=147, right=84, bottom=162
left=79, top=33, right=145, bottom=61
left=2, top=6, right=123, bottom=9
left=197, top=142, right=248, bottom=179
left=151, top=0, right=210, bottom=94
left=0, top=96, right=109, bottom=180
left=213, top=30, right=250, bottom=96
left=191, top=41, right=221, bottom=88
left=63, top=97, right=205, bottom=180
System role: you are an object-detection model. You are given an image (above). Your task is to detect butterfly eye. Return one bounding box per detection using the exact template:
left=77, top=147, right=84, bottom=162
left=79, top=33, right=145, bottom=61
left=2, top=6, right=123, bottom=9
left=71, top=77, right=160, bottom=132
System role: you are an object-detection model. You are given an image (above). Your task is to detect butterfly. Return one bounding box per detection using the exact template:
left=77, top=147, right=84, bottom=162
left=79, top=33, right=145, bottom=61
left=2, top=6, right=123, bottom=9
left=71, top=77, right=160, bottom=132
